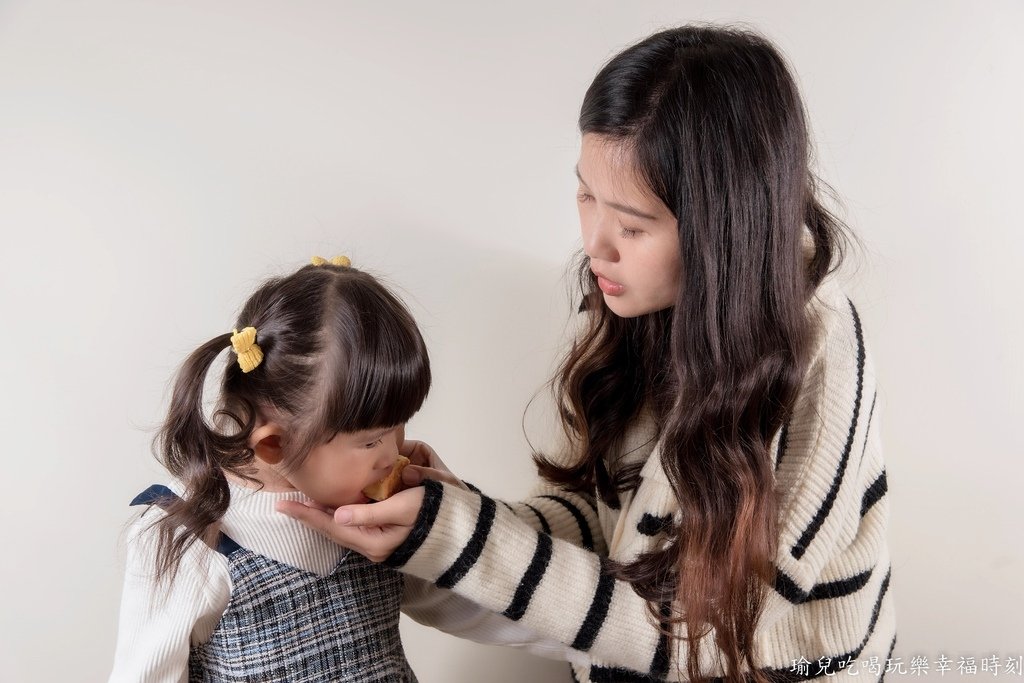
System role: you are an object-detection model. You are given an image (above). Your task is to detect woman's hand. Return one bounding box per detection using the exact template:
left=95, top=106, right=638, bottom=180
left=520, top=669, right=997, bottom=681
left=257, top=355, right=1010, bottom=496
left=400, top=438, right=467, bottom=490
left=276, top=438, right=465, bottom=562
left=276, top=487, right=425, bottom=562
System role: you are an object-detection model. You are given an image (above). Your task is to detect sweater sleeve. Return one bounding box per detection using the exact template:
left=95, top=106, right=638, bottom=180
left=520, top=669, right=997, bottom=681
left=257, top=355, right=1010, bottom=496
left=384, top=295, right=895, bottom=680
left=495, top=482, right=607, bottom=556
left=757, top=296, right=896, bottom=672
left=402, top=576, right=588, bottom=665
left=108, top=510, right=231, bottom=683
left=386, top=476, right=890, bottom=680
left=385, top=479, right=686, bottom=674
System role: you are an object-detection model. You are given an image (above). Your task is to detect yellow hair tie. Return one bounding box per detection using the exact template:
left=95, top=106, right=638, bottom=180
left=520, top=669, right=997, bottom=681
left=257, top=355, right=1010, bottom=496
left=311, top=255, right=351, bottom=267
left=230, top=327, right=264, bottom=373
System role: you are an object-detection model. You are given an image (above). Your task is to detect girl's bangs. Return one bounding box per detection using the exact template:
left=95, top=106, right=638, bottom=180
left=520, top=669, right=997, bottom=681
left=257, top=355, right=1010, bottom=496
left=331, top=341, right=431, bottom=433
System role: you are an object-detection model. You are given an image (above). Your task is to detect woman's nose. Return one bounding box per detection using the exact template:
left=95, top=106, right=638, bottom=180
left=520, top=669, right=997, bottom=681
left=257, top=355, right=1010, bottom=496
left=581, top=211, right=618, bottom=263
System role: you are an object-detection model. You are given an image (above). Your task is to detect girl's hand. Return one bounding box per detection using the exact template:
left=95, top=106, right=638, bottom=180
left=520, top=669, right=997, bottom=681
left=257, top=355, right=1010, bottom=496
left=276, top=487, right=425, bottom=562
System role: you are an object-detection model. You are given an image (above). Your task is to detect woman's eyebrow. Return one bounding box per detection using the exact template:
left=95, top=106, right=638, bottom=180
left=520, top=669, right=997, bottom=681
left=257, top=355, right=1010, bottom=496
left=575, top=166, right=659, bottom=221
left=574, top=165, right=589, bottom=187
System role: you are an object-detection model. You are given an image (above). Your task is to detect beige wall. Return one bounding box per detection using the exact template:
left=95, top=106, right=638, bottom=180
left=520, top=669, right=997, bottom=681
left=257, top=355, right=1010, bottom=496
left=0, top=1, right=1020, bottom=680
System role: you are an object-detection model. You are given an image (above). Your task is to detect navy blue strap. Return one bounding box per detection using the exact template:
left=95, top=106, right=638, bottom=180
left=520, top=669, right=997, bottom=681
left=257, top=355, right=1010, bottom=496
left=130, top=484, right=242, bottom=557
left=130, top=484, right=177, bottom=509
left=216, top=534, right=241, bottom=556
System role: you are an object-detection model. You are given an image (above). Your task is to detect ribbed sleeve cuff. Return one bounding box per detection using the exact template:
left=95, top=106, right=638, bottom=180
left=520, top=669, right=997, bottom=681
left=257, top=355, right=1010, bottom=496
left=383, top=478, right=444, bottom=569
left=382, top=480, right=494, bottom=584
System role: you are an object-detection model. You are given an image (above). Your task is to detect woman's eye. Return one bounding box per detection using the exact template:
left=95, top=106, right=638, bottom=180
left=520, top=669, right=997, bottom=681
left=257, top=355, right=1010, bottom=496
left=619, top=226, right=640, bottom=238
left=577, top=191, right=594, bottom=203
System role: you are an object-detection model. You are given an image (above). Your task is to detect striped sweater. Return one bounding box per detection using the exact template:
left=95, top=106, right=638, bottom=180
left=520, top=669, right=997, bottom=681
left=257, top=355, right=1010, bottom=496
left=385, top=276, right=895, bottom=682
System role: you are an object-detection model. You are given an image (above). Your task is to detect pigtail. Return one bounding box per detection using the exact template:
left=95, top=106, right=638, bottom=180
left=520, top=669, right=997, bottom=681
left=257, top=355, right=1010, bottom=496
left=149, top=333, right=257, bottom=585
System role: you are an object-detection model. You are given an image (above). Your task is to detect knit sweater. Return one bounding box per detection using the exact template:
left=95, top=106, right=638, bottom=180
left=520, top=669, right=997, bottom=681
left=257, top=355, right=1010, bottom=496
left=384, top=276, right=895, bottom=682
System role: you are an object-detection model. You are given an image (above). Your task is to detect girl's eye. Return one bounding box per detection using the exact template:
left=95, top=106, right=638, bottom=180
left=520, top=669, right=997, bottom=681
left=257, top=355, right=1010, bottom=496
left=619, top=226, right=640, bottom=238
left=365, top=438, right=383, bottom=448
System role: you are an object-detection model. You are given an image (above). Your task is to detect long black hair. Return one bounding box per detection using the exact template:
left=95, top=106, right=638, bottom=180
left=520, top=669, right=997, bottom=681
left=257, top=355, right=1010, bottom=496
left=537, top=25, right=848, bottom=683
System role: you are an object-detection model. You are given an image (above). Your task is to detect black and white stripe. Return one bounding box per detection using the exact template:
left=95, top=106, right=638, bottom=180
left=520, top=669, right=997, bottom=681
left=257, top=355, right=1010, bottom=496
left=636, top=512, right=674, bottom=537
left=384, top=479, right=444, bottom=569
left=539, top=494, right=596, bottom=550
left=774, top=565, right=874, bottom=604
left=861, top=471, right=888, bottom=518
left=791, top=300, right=866, bottom=561
left=523, top=503, right=552, bottom=535
left=435, top=495, right=497, bottom=589
left=502, top=532, right=553, bottom=621
left=723, top=567, right=893, bottom=683
left=571, top=557, right=616, bottom=651
left=649, top=600, right=672, bottom=678
left=775, top=421, right=791, bottom=471
left=882, top=635, right=898, bottom=683
left=590, top=666, right=664, bottom=682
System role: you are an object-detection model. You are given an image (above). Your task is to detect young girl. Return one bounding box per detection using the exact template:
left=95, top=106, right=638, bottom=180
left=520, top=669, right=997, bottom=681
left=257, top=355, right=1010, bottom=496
left=109, top=257, right=429, bottom=683
left=281, top=25, right=896, bottom=683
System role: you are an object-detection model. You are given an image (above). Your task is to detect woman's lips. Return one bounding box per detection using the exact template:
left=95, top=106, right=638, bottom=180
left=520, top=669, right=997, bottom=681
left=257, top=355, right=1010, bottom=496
left=594, top=272, right=625, bottom=296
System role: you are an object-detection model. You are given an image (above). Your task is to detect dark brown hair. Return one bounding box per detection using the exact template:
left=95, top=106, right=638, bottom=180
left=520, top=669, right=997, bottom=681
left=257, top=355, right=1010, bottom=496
left=536, top=25, right=847, bottom=683
left=151, top=262, right=431, bottom=582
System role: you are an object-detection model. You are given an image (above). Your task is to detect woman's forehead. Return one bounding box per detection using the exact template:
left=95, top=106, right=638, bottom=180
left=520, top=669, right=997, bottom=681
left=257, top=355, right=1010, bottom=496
left=577, top=134, right=666, bottom=215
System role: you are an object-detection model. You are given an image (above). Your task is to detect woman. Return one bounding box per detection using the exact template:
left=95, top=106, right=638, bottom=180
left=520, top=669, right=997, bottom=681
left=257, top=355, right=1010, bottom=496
left=280, top=24, right=894, bottom=683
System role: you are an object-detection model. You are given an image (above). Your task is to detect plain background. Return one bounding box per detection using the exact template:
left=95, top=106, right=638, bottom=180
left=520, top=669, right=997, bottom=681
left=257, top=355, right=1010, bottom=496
left=1, top=1, right=1021, bottom=681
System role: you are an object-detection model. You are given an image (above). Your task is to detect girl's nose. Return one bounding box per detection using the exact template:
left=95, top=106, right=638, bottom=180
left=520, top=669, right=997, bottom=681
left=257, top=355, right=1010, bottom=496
left=375, top=454, right=396, bottom=473
left=377, top=433, right=400, bottom=469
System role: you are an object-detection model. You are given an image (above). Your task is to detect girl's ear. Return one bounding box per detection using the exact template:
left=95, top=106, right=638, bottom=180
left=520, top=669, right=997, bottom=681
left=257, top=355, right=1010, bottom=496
left=251, top=423, right=285, bottom=465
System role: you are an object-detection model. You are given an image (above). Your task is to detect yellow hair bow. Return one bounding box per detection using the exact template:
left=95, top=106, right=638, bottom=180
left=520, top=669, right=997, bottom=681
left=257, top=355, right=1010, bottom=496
left=311, top=255, right=351, bottom=267
left=230, top=327, right=264, bottom=373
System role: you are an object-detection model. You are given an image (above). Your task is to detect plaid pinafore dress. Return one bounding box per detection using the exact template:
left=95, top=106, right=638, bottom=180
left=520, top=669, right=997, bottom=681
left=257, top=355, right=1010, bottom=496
left=132, top=485, right=418, bottom=683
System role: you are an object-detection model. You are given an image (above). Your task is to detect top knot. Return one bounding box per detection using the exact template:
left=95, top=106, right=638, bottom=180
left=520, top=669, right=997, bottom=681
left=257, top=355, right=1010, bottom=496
left=311, top=255, right=351, bottom=267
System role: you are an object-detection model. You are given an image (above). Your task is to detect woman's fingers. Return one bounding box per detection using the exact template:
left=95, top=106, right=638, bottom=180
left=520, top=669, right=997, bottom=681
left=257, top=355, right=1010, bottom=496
left=399, top=439, right=436, bottom=468
left=275, top=500, right=337, bottom=536
left=401, top=439, right=452, bottom=474
left=400, top=439, right=465, bottom=488
left=333, top=493, right=418, bottom=527
left=402, top=464, right=466, bottom=490
left=303, top=500, right=336, bottom=514
left=276, top=487, right=426, bottom=562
